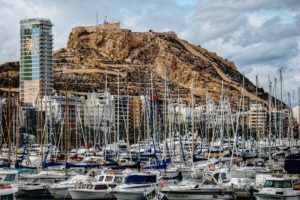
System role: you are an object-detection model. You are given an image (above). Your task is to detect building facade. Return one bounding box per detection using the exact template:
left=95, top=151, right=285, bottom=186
left=249, top=103, right=267, bottom=136
left=20, top=18, right=53, bottom=104
left=83, top=92, right=114, bottom=130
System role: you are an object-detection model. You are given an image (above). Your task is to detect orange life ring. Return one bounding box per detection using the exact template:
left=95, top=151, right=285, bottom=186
left=25, top=160, right=30, bottom=167
left=208, top=164, right=215, bottom=171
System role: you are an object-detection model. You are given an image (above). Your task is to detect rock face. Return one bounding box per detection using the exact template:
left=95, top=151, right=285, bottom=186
left=0, top=61, right=19, bottom=91
left=0, top=23, right=269, bottom=107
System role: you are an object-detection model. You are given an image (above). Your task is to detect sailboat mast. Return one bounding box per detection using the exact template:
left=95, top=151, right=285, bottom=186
left=137, top=67, right=141, bottom=161
left=298, top=87, right=300, bottom=145
left=117, top=70, right=120, bottom=155
left=14, top=95, right=20, bottom=167
left=220, top=80, right=224, bottom=148
left=268, top=79, right=272, bottom=162
left=274, top=78, right=278, bottom=142
left=205, top=80, right=208, bottom=143
left=255, top=75, right=259, bottom=152
left=7, top=87, right=12, bottom=164
left=279, top=69, right=283, bottom=146
left=191, top=78, right=195, bottom=157
left=64, top=89, right=69, bottom=163
left=242, top=75, right=245, bottom=151
left=164, top=66, right=168, bottom=157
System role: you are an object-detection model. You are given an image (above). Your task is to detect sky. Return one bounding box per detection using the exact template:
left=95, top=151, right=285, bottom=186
left=0, top=0, right=300, bottom=104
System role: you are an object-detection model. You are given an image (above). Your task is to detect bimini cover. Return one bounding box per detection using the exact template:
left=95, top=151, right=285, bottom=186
left=284, top=153, right=300, bottom=174
left=125, top=174, right=156, bottom=184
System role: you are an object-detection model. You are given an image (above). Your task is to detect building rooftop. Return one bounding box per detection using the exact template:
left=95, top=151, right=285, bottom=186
left=20, top=18, right=52, bottom=24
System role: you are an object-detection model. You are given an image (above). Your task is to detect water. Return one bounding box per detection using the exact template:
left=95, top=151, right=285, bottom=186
left=17, top=198, right=54, bottom=200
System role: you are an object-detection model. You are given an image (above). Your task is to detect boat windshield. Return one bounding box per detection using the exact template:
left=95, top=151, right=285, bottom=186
left=114, top=176, right=123, bottom=184
left=98, top=176, right=104, bottom=182
left=105, top=176, right=113, bottom=182
left=4, top=174, right=16, bottom=181
left=87, top=184, right=94, bottom=190
left=79, top=184, right=87, bottom=189
left=264, top=180, right=292, bottom=188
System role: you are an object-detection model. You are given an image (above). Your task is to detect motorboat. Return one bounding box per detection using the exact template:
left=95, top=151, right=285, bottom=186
left=112, top=173, right=158, bottom=200
left=69, top=173, right=125, bottom=199
left=161, top=169, right=234, bottom=200
left=0, top=184, right=18, bottom=200
left=17, top=170, right=69, bottom=197
left=48, top=174, right=96, bottom=199
left=254, top=176, right=300, bottom=200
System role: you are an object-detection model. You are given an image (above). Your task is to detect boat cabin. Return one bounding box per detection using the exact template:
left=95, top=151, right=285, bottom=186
left=0, top=170, right=18, bottom=183
left=76, top=174, right=124, bottom=191
left=263, top=179, right=292, bottom=189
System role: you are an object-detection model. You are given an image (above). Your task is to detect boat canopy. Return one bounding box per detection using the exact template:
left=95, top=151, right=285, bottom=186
left=125, top=174, right=156, bottom=184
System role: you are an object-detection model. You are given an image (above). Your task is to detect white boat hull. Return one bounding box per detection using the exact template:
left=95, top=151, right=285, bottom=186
left=0, top=187, right=18, bottom=200
left=48, top=187, right=71, bottom=199
left=254, top=193, right=300, bottom=200
left=113, top=190, right=149, bottom=200
left=69, top=189, right=114, bottom=200
left=163, top=190, right=233, bottom=200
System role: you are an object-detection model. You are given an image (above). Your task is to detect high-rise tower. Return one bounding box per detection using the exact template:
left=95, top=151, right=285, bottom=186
left=20, top=18, right=53, bottom=104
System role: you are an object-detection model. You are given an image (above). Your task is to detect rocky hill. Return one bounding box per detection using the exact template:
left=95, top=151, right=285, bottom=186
left=0, top=23, right=269, bottom=107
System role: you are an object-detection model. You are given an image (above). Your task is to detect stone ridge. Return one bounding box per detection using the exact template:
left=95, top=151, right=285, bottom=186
left=0, top=23, right=270, bottom=108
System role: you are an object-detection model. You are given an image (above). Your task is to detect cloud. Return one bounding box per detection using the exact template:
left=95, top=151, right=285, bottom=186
left=179, top=0, right=300, bottom=103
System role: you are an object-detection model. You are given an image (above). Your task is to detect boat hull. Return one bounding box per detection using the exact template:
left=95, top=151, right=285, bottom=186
left=0, top=187, right=18, bottom=200
left=113, top=190, right=147, bottom=200
left=254, top=193, right=300, bottom=200
left=18, top=188, right=50, bottom=197
left=163, top=190, right=234, bottom=200
left=69, top=189, right=114, bottom=200
left=48, top=187, right=71, bottom=199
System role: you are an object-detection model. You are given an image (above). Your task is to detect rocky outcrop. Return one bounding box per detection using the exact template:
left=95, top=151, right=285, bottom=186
left=0, top=23, right=269, bottom=107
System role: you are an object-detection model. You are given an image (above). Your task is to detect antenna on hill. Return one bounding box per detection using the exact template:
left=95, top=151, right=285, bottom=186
left=96, top=12, right=98, bottom=25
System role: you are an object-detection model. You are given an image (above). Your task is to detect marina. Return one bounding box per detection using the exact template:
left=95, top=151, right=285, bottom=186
left=0, top=1, right=300, bottom=200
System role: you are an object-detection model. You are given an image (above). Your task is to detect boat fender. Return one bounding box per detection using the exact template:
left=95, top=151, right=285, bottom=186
left=159, top=179, right=168, bottom=188
left=0, top=185, right=12, bottom=189
left=208, top=164, right=215, bottom=171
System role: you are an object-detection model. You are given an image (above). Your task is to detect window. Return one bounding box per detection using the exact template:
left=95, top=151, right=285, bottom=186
left=80, top=184, right=87, bottom=189
left=221, top=173, right=226, bottom=180
left=4, top=174, right=16, bottom=181
left=109, top=184, right=117, bottom=188
left=264, top=180, right=292, bottom=188
left=105, top=176, right=113, bottom=182
left=87, top=184, right=94, bottom=190
left=273, top=181, right=283, bottom=188
left=114, top=177, right=123, bottom=184
left=94, top=185, right=108, bottom=190
left=283, top=180, right=292, bottom=188
left=264, top=180, right=274, bottom=187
